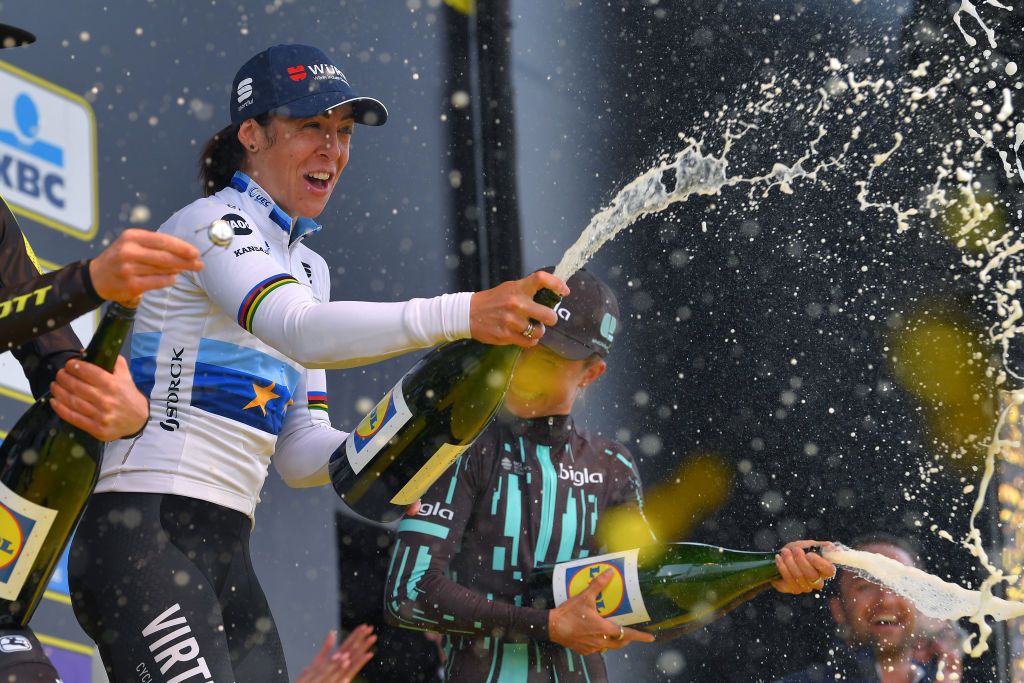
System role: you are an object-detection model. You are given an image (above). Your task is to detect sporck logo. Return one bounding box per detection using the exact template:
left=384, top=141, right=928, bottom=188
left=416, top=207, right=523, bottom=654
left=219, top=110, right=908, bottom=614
left=287, top=65, right=307, bottom=81
left=236, top=77, right=253, bottom=104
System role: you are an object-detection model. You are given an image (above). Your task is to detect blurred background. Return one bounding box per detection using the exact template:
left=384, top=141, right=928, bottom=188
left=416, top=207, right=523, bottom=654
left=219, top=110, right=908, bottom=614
left=0, top=0, right=1022, bottom=680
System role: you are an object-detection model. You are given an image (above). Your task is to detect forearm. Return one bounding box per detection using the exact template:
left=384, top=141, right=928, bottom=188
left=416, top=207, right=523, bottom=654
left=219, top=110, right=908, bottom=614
left=384, top=537, right=549, bottom=639
left=1, top=261, right=100, bottom=352
left=252, top=291, right=473, bottom=369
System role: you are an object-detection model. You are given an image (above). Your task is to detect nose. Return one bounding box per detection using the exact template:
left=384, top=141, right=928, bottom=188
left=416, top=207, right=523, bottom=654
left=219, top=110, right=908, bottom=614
left=319, top=132, right=342, bottom=161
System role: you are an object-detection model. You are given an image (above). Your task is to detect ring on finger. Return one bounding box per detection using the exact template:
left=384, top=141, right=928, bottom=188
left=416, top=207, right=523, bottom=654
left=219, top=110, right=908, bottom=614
left=615, top=624, right=625, bottom=641
left=521, top=321, right=536, bottom=338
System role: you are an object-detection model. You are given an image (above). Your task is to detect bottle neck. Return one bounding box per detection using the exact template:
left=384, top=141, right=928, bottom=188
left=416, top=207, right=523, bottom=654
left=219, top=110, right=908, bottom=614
left=533, top=288, right=562, bottom=309
left=81, top=302, right=136, bottom=372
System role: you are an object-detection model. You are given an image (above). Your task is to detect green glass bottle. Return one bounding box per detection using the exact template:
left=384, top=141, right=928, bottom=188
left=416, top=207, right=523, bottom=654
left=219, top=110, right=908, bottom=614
left=549, top=542, right=788, bottom=637
left=329, top=289, right=561, bottom=523
left=0, top=302, right=135, bottom=626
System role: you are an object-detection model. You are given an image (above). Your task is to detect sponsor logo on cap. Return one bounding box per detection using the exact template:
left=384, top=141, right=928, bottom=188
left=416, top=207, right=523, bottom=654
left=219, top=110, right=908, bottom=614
left=287, top=65, right=307, bottom=81
left=236, top=77, right=253, bottom=104
left=307, top=64, right=347, bottom=82
left=554, top=303, right=571, bottom=321
left=600, top=313, right=617, bottom=342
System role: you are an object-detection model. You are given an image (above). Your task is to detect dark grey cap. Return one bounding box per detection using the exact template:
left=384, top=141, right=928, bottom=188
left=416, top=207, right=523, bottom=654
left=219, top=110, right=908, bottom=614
left=539, top=267, right=620, bottom=361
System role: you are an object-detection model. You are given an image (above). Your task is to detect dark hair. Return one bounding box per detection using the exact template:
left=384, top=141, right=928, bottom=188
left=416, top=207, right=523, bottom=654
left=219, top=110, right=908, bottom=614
left=198, top=113, right=272, bottom=196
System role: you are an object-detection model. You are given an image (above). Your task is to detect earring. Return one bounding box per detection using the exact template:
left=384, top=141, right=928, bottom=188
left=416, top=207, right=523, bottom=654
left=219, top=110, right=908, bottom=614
left=249, top=144, right=257, bottom=151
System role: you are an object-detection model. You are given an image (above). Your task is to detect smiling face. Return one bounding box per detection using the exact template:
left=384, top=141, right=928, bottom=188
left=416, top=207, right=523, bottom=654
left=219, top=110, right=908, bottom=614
left=831, top=543, right=918, bottom=658
left=237, top=104, right=355, bottom=218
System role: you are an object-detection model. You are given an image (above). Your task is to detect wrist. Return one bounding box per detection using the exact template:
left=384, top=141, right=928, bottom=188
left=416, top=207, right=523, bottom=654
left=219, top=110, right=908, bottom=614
left=83, top=259, right=103, bottom=302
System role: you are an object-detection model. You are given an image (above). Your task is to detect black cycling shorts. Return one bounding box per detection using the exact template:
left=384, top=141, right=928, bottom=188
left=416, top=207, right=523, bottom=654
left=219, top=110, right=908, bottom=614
left=0, top=627, right=61, bottom=682
left=68, top=492, right=288, bottom=683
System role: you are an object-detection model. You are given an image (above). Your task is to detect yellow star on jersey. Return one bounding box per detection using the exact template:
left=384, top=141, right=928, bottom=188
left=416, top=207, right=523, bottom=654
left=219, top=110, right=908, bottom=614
left=243, top=381, right=280, bottom=417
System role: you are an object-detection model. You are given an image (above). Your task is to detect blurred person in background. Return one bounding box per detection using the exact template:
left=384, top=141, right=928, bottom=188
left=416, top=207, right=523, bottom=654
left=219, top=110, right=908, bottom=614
left=385, top=268, right=835, bottom=682
left=0, top=21, right=204, bottom=683
left=778, top=533, right=963, bottom=683
left=67, top=42, right=568, bottom=683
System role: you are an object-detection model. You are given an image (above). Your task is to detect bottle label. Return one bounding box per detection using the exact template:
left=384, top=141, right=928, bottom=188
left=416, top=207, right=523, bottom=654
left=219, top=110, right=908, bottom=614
left=552, top=548, right=650, bottom=626
left=345, top=377, right=413, bottom=474
left=389, top=443, right=468, bottom=506
left=0, top=482, right=58, bottom=601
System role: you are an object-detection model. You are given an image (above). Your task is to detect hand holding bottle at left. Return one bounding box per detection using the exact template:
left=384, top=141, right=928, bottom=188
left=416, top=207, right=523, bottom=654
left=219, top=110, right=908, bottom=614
left=772, top=540, right=837, bottom=594
left=50, top=355, right=148, bottom=441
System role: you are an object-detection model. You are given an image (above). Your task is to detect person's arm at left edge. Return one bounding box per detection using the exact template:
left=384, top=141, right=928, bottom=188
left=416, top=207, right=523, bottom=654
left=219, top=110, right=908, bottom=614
left=1, top=201, right=174, bottom=440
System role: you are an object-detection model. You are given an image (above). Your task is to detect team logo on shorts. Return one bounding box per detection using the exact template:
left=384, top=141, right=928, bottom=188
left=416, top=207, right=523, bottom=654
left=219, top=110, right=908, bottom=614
left=0, top=504, right=26, bottom=572
left=0, top=635, right=31, bottom=653
left=565, top=559, right=630, bottom=618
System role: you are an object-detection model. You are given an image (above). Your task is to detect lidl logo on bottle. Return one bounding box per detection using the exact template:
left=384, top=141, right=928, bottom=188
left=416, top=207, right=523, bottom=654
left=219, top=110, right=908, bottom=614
left=0, top=503, right=29, bottom=576
left=0, top=61, right=97, bottom=239
left=566, top=559, right=630, bottom=618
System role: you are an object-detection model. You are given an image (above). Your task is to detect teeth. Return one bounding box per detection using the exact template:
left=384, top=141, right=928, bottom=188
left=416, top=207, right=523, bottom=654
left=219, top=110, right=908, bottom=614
left=307, top=172, right=331, bottom=181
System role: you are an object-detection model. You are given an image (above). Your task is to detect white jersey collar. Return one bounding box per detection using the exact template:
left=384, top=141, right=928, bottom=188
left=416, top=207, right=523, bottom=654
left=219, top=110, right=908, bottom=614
left=224, top=171, right=322, bottom=245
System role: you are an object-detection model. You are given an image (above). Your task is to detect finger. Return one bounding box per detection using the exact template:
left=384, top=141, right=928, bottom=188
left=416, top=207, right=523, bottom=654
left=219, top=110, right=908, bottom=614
left=51, top=375, right=107, bottom=422
left=118, top=242, right=203, bottom=275
left=50, top=396, right=108, bottom=439
left=523, top=302, right=558, bottom=327
left=55, top=365, right=116, bottom=411
left=316, top=630, right=337, bottom=661
left=806, top=553, right=836, bottom=580
left=778, top=546, right=818, bottom=585
left=622, top=626, right=656, bottom=643
left=580, top=569, right=616, bottom=602
left=526, top=270, right=570, bottom=297
left=122, top=229, right=202, bottom=261
left=405, top=500, right=422, bottom=517
left=773, top=552, right=803, bottom=593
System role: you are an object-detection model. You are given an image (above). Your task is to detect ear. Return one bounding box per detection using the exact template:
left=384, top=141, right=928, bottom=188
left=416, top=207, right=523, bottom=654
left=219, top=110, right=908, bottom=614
left=237, top=119, right=264, bottom=151
left=579, top=359, right=606, bottom=388
left=829, top=596, right=845, bottom=627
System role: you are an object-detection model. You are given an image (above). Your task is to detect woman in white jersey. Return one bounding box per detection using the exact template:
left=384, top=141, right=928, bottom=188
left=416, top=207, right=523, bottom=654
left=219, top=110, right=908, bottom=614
left=68, top=43, right=568, bottom=683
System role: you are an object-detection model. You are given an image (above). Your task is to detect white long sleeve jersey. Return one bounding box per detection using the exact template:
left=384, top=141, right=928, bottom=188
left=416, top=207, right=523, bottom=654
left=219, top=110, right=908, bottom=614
left=98, top=171, right=473, bottom=519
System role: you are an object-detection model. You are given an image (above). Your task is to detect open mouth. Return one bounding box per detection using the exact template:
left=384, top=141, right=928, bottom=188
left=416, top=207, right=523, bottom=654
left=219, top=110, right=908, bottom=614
left=869, top=614, right=904, bottom=629
left=304, top=171, right=332, bottom=191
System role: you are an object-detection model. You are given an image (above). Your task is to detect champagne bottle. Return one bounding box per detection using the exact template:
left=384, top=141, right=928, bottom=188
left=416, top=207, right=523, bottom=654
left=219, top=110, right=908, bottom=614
left=0, top=302, right=135, bottom=626
left=329, top=289, right=561, bottom=523
left=549, top=542, right=788, bottom=638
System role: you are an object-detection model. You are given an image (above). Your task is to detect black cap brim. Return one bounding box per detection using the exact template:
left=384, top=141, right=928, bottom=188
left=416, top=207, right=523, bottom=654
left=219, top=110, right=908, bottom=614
left=0, top=24, right=35, bottom=49
left=539, top=327, right=604, bottom=361
left=270, top=93, right=388, bottom=126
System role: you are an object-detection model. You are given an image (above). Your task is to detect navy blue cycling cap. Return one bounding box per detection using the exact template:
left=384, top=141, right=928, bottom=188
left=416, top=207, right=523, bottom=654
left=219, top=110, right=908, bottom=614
left=0, top=23, right=35, bottom=49
left=230, top=44, right=388, bottom=126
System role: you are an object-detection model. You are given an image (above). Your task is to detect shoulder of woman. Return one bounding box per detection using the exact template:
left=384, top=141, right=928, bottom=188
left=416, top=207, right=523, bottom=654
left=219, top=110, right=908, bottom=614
left=160, top=196, right=260, bottom=242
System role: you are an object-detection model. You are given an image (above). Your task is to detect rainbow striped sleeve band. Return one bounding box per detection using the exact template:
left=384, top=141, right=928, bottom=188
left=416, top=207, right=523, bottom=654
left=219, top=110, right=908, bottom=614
left=238, top=274, right=300, bottom=332
left=308, top=392, right=329, bottom=412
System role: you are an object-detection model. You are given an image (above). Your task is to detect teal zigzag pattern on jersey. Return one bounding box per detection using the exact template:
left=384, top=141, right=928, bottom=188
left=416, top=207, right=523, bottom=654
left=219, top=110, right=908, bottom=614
left=386, top=413, right=654, bottom=682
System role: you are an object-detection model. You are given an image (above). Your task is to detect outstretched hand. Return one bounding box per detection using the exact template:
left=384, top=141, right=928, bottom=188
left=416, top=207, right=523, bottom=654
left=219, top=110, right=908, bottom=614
left=548, top=569, right=655, bottom=656
left=469, top=270, right=570, bottom=348
left=772, top=540, right=836, bottom=594
left=89, top=229, right=203, bottom=307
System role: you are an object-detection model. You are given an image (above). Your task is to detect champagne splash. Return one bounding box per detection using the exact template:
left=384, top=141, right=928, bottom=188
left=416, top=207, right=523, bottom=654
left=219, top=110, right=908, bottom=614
left=824, top=545, right=1024, bottom=657
left=554, top=145, right=729, bottom=282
